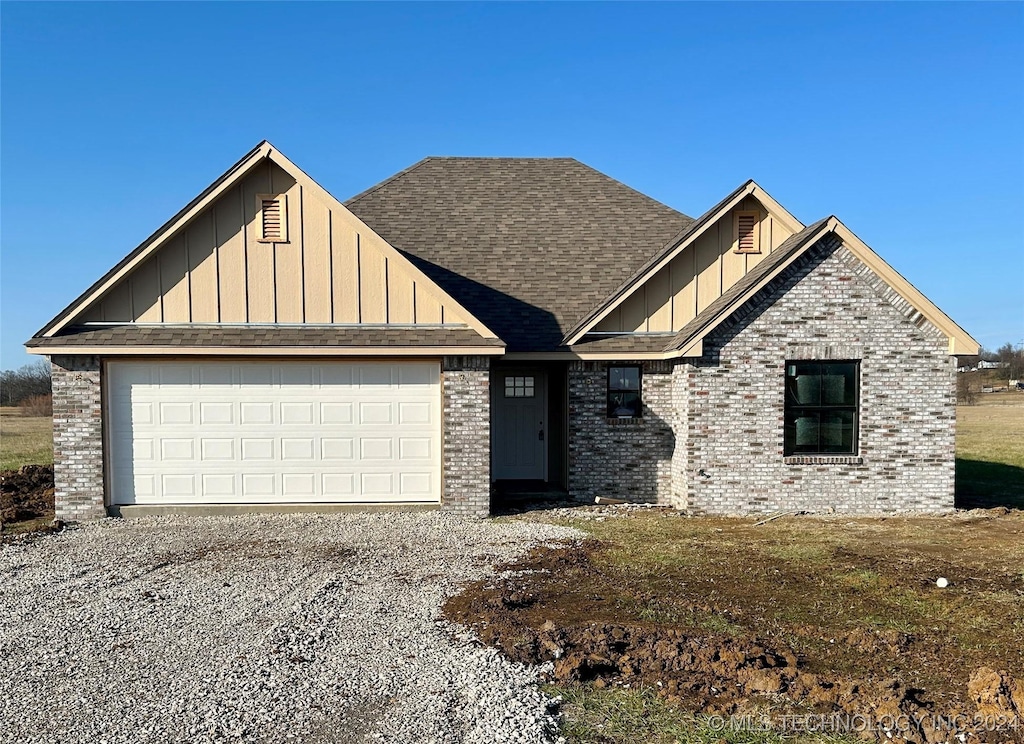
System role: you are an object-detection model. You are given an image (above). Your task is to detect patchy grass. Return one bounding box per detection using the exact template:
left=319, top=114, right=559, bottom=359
left=450, top=511, right=1024, bottom=742
left=547, top=685, right=856, bottom=744
left=548, top=685, right=858, bottom=744
left=0, top=407, right=53, bottom=471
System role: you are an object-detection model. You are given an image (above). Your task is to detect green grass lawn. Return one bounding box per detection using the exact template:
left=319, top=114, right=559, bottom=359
left=955, top=392, right=1024, bottom=508
left=0, top=408, right=53, bottom=471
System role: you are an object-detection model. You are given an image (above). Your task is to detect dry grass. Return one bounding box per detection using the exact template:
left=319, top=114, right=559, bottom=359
left=0, top=407, right=53, bottom=471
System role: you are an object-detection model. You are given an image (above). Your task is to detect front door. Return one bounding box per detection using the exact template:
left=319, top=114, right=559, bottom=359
left=492, top=370, right=547, bottom=480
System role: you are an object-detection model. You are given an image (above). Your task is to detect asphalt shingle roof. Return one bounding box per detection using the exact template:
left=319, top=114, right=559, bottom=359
left=346, top=158, right=693, bottom=352
left=27, top=325, right=502, bottom=349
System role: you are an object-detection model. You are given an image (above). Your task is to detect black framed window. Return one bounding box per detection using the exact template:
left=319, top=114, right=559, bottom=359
left=607, top=366, right=642, bottom=418
left=784, top=361, right=859, bottom=455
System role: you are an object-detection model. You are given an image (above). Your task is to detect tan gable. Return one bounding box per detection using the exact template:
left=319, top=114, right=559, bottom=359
left=39, top=142, right=494, bottom=341
left=77, top=159, right=461, bottom=327
left=593, top=194, right=797, bottom=333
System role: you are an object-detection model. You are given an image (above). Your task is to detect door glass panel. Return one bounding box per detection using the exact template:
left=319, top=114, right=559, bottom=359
left=504, top=375, right=535, bottom=398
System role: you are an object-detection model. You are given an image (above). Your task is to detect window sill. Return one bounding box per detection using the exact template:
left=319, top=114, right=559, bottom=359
left=784, top=455, right=863, bottom=465
left=606, top=416, right=644, bottom=425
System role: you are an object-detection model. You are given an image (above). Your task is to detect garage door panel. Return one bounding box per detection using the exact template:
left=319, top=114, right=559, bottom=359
left=200, top=402, right=234, bottom=424
left=162, top=474, right=196, bottom=498
left=240, top=401, right=274, bottom=425
left=198, top=365, right=234, bottom=386
left=399, top=437, right=432, bottom=460
left=358, top=401, right=393, bottom=425
left=201, top=439, right=235, bottom=461
left=281, top=438, right=315, bottom=460
left=322, top=473, right=355, bottom=496
left=321, top=438, right=355, bottom=460
left=202, top=474, right=236, bottom=497
left=159, top=402, right=194, bottom=425
left=398, top=401, right=432, bottom=425
left=321, top=402, right=353, bottom=424
left=158, top=366, right=195, bottom=386
left=108, top=361, right=441, bottom=505
left=241, top=438, right=275, bottom=460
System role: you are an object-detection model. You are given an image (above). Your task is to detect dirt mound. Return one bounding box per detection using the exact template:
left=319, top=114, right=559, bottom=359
left=969, top=667, right=1024, bottom=720
left=1, top=465, right=55, bottom=524
left=445, top=538, right=1024, bottom=743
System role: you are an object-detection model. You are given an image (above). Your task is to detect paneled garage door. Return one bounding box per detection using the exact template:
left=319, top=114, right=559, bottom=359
left=107, top=361, right=442, bottom=505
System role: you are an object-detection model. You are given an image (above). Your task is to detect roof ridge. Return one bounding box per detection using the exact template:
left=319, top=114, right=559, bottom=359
left=420, top=156, right=578, bottom=161
left=566, top=159, right=693, bottom=222
left=344, top=157, right=434, bottom=207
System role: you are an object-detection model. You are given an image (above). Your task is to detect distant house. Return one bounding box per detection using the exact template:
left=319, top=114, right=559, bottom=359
left=27, top=141, right=979, bottom=521
left=977, top=360, right=1003, bottom=370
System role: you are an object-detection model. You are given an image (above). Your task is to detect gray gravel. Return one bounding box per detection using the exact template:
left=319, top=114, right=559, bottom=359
left=0, top=512, right=580, bottom=744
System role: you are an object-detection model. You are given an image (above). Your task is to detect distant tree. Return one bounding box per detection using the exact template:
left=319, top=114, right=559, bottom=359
left=956, top=375, right=976, bottom=405
left=0, top=361, right=52, bottom=406
left=995, top=342, right=1024, bottom=379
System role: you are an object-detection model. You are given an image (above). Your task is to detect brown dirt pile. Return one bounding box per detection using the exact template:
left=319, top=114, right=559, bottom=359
left=0, top=465, right=55, bottom=524
left=445, top=536, right=1024, bottom=743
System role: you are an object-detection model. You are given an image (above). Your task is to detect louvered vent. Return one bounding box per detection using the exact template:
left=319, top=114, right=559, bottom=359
left=736, top=212, right=758, bottom=253
left=257, top=194, right=287, bottom=243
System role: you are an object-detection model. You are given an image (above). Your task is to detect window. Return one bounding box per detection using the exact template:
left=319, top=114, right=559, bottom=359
left=734, top=211, right=760, bottom=254
left=504, top=375, right=535, bottom=398
left=607, top=366, right=642, bottom=418
left=784, top=361, right=859, bottom=455
left=257, top=194, right=288, bottom=243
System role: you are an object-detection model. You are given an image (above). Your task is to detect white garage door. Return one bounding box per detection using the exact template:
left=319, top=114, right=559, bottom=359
left=107, top=361, right=441, bottom=505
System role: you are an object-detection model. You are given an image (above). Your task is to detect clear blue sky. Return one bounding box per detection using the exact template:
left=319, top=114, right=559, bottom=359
left=2, top=2, right=1022, bottom=368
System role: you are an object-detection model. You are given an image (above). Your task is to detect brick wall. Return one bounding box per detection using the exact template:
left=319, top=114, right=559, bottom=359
left=684, top=237, right=956, bottom=514
left=50, top=355, right=105, bottom=521
left=568, top=360, right=676, bottom=504
left=442, top=356, right=491, bottom=516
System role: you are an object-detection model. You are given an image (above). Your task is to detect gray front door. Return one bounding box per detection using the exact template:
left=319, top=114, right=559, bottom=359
left=492, top=371, right=547, bottom=480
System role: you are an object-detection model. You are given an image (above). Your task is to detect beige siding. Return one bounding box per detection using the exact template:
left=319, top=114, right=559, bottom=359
left=593, top=197, right=798, bottom=333
left=303, top=193, right=332, bottom=324
left=188, top=210, right=218, bottom=322
left=133, top=258, right=162, bottom=322
left=217, top=185, right=248, bottom=321
left=81, top=161, right=465, bottom=327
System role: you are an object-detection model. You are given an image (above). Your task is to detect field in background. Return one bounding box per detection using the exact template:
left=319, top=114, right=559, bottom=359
left=956, top=391, right=1024, bottom=509
left=0, top=407, right=53, bottom=471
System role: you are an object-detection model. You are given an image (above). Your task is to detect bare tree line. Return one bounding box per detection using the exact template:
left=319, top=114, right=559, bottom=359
left=0, top=361, right=52, bottom=407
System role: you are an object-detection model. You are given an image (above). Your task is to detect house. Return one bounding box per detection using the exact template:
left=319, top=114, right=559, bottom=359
left=26, top=142, right=978, bottom=521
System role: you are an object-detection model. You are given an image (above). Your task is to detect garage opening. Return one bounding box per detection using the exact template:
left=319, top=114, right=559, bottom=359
left=106, top=360, right=442, bottom=505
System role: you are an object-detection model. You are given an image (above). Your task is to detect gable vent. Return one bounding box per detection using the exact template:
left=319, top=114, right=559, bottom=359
left=735, top=211, right=759, bottom=253
left=257, top=194, right=288, bottom=243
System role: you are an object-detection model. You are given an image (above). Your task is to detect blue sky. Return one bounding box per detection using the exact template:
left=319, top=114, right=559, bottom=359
left=2, top=1, right=1022, bottom=367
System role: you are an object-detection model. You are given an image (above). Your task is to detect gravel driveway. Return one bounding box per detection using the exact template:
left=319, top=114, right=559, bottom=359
left=0, top=512, right=579, bottom=744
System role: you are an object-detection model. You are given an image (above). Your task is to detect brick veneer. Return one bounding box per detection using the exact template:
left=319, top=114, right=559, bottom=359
left=442, top=356, right=491, bottom=516
left=563, top=238, right=956, bottom=514
left=50, top=355, right=105, bottom=521
left=568, top=360, right=676, bottom=504
left=682, top=237, right=956, bottom=514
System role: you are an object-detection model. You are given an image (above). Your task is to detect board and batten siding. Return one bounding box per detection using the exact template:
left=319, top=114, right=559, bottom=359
left=82, top=161, right=461, bottom=326
left=594, top=197, right=796, bottom=333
